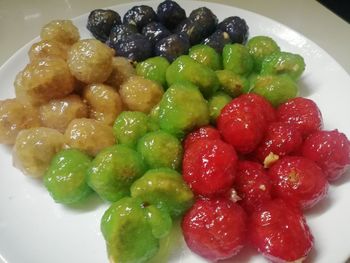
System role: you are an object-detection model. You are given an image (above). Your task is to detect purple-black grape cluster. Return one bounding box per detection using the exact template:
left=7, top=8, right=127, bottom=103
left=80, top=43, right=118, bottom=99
left=87, top=0, right=249, bottom=62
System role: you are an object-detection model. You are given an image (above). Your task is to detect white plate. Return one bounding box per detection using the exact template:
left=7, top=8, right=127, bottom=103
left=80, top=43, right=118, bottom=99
left=1, top=1, right=350, bottom=262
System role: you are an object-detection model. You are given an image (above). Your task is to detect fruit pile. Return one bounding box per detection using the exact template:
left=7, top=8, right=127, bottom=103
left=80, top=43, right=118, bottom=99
left=0, top=1, right=349, bottom=263
left=87, top=1, right=248, bottom=62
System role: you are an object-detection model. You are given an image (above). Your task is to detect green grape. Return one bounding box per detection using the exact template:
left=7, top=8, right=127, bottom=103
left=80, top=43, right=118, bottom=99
left=87, top=145, right=146, bottom=202
left=222, top=43, right=254, bottom=76
left=44, top=149, right=92, bottom=204
left=130, top=168, right=194, bottom=217
left=137, top=131, right=183, bottom=170
left=136, top=56, right=170, bottom=88
left=189, top=44, right=222, bottom=70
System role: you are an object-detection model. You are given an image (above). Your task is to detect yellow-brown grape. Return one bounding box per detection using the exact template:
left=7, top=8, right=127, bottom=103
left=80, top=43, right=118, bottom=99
left=119, top=76, right=164, bottom=113
left=83, top=83, right=122, bottom=126
left=65, top=118, right=115, bottom=156
left=40, top=20, right=80, bottom=45
left=105, top=57, right=136, bottom=90
left=39, top=94, right=88, bottom=133
left=67, top=39, right=114, bottom=84
left=14, top=57, right=75, bottom=106
left=13, top=127, right=66, bottom=178
left=28, top=39, right=69, bottom=62
left=0, top=99, right=40, bottom=144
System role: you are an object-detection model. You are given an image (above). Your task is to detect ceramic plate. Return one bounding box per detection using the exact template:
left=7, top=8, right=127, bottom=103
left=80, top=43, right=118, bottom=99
left=0, top=1, right=350, bottom=262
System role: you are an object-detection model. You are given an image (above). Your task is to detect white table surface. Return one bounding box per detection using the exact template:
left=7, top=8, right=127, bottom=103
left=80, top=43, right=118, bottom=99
left=0, top=0, right=349, bottom=75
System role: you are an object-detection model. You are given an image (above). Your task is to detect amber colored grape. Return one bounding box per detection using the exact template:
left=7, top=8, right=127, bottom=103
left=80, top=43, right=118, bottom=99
left=65, top=118, right=115, bottom=156
left=14, top=57, right=75, bottom=106
left=39, top=94, right=88, bottom=133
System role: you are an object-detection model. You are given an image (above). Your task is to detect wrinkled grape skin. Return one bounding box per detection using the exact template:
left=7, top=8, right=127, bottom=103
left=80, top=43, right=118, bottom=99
left=105, top=56, right=136, bottom=90
left=113, top=111, right=151, bottom=148
left=65, top=118, right=115, bottom=156
left=15, top=57, right=75, bottom=106
left=39, top=94, right=88, bottom=133
left=40, top=20, right=80, bottom=45
left=137, top=130, right=183, bottom=170
left=0, top=99, right=40, bottom=144
left=83, top=83, right=123, bottom=126
left=13, top=127, right=65, bottom=178
left=28, top=39, right=69, bottom=62
left=44, top=149, right=92, bottom=204
left=119, top=76, right=164, bottom=113
left=87, top=145, right=146, bottom=202
left=67, top=39, right=114, bottom=84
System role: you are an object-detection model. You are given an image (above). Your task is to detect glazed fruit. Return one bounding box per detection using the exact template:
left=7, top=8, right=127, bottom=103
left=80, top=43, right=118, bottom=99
left=217, top=96, right=266, bottom=154
left=87, top=9, right=121, bottom=42
left=222, top=43, right=253, bottom=76
left=156, top=0, right=186, bottom=30
left=208, top=91, right=232, bottom=124
left=166, top=55, right=219, bottom=98
left=87, top=145, right=146, bottom=202
left=15, top=57, right=75, bottom=106
left=239, top=93, right=276, bottom=123
left=67, top=39, right=114, bottom=84
left=106, top=24, right=138, bottom=48
left=28, top=39, right=69, bottom=62
left=249, top=199, right=313, bottom=262
left=105, top=56, right=136, bottom=89
left=142, top=22, right=171, bottom=45
left=202, top=30, right=231, bottom=54
left=261, top=51, right=306, bottom=80
left=39, top=94, right=88, bottom=133
left=119, top=76, right=164, bottom=113
left=0, top=99, right=40, bottom=144
left=64, top=118, right=115, bottom=156
left=183, top=125, right=221, bottom=151
left=13, top=127, right=65, bottom=177
left=44, top=149, right=92, bottom=204
left=83, top=83, right=122, bottom=126
left=123, top=5, right=157, bottom=30
left=254, top=122, right=303, bottom=165
left=246, top=36, right=280, bottom=72
left=251, top=74, right=298, bottom=106
left=130, top=168, right=194, bottom=217
left=188, top=7, right=218, bottom=41
left=113, top=111, right=152, bottom=147
left=234, top=160, right=271, bottom=213
left=277, top=97, right=323, bottom=137
left=101, top=197, right=171, bottom=263
left=188, top=44, right=222, bottom=71
left=158, top=81, right=209, bottom=138
left=217, top=16, right=249, bottom=44
left=40, top=20, right=80, bottom=45
left=154, top=33, right=190, bottom=62
left=302, top=130, right=350, bottom=181
left=136, top=130, right=183, bottom=170
left=182, top=138, right=237, bottom=196
left=269, top=156, right=329, bottom=209
left=110, top=33, right=153, bottom=62
left=136, top=56, right=170, bottom=87
left=174, top=18, right=205, bottom=46
left=216, top=69, right=249, bottom=97
left=182, top=198, right=247, bottom=261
